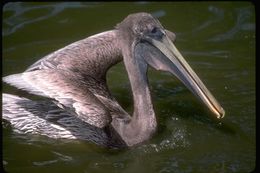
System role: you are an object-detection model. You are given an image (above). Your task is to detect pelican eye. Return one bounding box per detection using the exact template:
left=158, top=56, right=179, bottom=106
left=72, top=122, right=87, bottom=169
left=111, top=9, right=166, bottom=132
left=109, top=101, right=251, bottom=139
left=149, top=27, right=164, bottom=40
left=151, top=27, right=158, bottom=33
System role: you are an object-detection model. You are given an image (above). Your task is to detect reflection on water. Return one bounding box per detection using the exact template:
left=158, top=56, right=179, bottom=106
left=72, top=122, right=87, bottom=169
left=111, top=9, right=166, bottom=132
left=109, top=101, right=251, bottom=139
left=3, top=2, right=255, bottom=173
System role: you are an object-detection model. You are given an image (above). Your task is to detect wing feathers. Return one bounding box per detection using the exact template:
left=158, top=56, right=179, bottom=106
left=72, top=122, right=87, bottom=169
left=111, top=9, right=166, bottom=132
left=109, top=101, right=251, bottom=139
left=3, top=70, right=111, bottom=128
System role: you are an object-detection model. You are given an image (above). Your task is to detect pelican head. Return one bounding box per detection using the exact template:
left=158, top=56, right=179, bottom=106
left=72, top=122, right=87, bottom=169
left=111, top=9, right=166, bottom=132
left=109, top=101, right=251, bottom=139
left=116, top=12, right=225, bottom=119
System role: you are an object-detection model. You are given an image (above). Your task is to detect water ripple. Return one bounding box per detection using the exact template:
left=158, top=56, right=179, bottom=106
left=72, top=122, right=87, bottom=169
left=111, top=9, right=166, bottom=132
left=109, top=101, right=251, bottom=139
left=152, top=10, right=166, bottom=18
left=184, top=50, right=230, bottom=58
left=32, top=151, right=73, bottom=166
left=191, top=5, right=224, bottom=33
left=33, top=160, right=58, bottom=166
left=138, top=117, right=190, bottom=153
left=3, top=2, right=96, bottom=36
left=52, top=151, right=73, bottom=162
left=208, top=6, right=255, bottom=42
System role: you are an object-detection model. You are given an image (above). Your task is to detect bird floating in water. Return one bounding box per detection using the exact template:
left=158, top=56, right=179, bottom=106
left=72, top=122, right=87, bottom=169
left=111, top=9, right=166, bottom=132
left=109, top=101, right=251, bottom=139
left=3, top=12, right=225, bottom=148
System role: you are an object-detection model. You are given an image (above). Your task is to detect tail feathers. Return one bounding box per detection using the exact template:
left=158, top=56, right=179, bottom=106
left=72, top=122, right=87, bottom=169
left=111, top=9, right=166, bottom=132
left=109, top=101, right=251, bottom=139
left=3, top=74, right=46, bottom=97
left=2, top=93, right=109, bottom=144
left=2, top=93, right=76, bottom=138
left=3, top=92, right=30, bottom=103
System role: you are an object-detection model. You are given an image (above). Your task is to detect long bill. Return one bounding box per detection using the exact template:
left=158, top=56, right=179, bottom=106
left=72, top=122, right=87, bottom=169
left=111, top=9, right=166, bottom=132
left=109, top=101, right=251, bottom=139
left=146, top=34, right=225, bottom=119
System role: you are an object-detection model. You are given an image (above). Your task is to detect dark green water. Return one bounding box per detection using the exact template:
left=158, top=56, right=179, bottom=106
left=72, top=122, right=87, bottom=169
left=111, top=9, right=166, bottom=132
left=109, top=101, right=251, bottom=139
left=2, top=2, right=255, bottom=173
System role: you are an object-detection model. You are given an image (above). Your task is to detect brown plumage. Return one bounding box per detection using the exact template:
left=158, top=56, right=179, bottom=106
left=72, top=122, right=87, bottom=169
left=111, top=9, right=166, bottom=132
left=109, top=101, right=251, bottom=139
left=3, top=12, right=224, bottom=148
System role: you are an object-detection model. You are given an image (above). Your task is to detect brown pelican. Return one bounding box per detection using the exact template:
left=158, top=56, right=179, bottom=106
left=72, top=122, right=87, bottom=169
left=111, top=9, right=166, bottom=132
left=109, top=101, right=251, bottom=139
left=3, top=12, right=225, bottom=148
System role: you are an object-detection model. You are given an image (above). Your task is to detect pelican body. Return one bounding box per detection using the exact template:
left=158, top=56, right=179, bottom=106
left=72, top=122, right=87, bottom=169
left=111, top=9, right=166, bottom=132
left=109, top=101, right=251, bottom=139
left=3, top=13, right=225, bottom=148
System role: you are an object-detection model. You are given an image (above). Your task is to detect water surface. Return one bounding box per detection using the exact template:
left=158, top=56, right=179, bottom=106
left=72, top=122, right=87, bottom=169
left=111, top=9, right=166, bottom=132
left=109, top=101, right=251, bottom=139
left=2, top=2, right=255, bottom=173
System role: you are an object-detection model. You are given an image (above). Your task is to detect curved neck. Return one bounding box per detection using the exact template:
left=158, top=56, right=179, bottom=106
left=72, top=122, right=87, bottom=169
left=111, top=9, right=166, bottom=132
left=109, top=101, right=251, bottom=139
left=115, top=42, right=157, bottom=146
